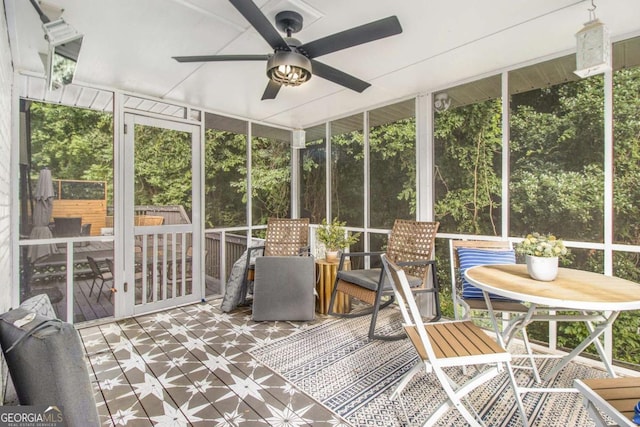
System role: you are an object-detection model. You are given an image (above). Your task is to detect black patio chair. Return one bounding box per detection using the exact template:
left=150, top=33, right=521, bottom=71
left=87, top=256, right=113, bottom=302
left=328, top=219, right=441, bottom=341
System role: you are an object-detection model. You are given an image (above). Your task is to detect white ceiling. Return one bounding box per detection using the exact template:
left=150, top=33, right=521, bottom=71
left=5, top=0, right=640, bottom=129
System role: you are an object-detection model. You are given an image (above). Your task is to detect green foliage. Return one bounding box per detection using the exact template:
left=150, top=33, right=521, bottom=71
left=369, top=117, right=416, bottom=227
left=330, top=128, right=364, bottom=225
left=133, top=125, right=193, bottom=213
left=300, top=139, right=326, bottom=224
left=434, top=100, right=503, bottom=235
left=316, top=218, right=360, bottom=250
left=29, top=102, right=114, bottom=203
left=250, top=137, right=291, bottom=223
left=204, top=129, right=246, bottom=227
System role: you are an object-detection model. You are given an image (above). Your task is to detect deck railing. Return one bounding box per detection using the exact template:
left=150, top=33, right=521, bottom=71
left=17, top=224, right=640, bottom=374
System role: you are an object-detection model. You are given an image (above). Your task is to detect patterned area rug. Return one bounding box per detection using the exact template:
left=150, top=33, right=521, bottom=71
left=251, top=308, right=606, bottom=426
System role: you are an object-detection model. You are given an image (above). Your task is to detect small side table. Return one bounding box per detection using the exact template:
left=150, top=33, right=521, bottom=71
left=316, top=258, right=351, bottom=314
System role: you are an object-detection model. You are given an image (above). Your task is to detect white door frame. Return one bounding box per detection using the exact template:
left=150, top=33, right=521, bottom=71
left=114, top=113, right=203, bottom=317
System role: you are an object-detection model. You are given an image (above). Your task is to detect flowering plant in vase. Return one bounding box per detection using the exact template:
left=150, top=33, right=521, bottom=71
left=516, top=233, right=568, bottom=281
left=516, top=233, right=568, bottom=258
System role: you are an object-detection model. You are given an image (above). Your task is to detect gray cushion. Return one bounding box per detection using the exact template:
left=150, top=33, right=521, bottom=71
left=0, top=308, right=100, bottom=426
left=220, top=248, right=261, bottom=312
left=252, top=256, right=315, bottom=321
left=337, top=267, right=422, bottom=291
left=19, top=294, right=57, bottom=319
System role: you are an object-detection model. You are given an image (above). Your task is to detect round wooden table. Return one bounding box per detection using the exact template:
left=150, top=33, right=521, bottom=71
left=464, top=264, right=640, bottom=378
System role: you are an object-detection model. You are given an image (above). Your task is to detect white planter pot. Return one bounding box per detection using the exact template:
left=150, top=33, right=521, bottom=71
left=526, top=255, right=559, bottom=281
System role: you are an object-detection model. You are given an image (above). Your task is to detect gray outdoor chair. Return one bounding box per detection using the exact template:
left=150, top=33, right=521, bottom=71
left=240, top=217, right=310, bottom=305
left=252, top=256, right=315, bottom=321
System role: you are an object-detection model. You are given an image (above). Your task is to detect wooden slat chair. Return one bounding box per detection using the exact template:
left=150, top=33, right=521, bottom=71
left=328, top=219, right=441, bottom=341
left=381, top=254, right=529, bottom=427
left=450, top=239, right=540, bottom=382
left=450, top=240, right=527, bottom=318
left=240, top=218, right=310, bottom=305
left=575, top=377, right=640, bottom=427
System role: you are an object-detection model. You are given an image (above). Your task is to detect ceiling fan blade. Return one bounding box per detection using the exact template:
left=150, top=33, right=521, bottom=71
left=311, top=60, right=371, bottom=93
left=229, top=0, right=290, bottom=51
left=299, top=16, right=402, bottom=59
left=261, top=80, right=282, bottom=100
left=173, top=54, right=269, bottom=62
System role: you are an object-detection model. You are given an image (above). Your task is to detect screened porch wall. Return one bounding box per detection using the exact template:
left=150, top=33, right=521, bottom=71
left=10, top=22, right=640, bottom=369
left=0, top=0, right=13, bottom=314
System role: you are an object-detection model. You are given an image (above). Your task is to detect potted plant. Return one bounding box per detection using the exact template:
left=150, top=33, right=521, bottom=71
left=316, top=218, right=360, bottom=262
left=516, top=232, right=569, bottom=281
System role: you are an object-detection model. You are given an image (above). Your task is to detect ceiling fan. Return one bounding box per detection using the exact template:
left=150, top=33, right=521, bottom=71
left=173, top=0, right=402, bottom=100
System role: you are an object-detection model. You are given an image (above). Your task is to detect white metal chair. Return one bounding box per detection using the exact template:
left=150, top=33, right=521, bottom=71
left=575, top=377, right=639, bottom=427
left=381, top=253, right=529, bottom=427
left=449, top=239, right=542, bottom=382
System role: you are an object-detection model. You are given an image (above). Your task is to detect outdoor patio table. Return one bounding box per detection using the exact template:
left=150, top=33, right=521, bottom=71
left=464, top=264, right=640, bottom=379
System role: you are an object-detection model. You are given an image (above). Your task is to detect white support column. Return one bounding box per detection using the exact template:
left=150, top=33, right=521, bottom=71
left=363, top=111, right=370, bottom=252
left=291, top=139, right=300, bottom=218
left=416, top=94, right=436, bottom=316
left=9, top=71, right=20, bottom=309
left=113, top=92, right=135, bottom=319
left=603, top=70, right=614, bottom=276
left=246, top=122, right=252, bottom=242
left=193, top=113, right=205, bottom=301
left=416, top=94, right=433, bottom=221
left=501, top=71, right=510, bottom=239
left=326, top=122, right=331, bottom=220
left=603, top=65, right=614, bottom=360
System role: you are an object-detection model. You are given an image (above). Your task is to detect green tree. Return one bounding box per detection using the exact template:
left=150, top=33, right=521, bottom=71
left=204, top=129, right=246, bottom=228
left=133, top=125, right=192, bottom=215
left=434, top=100, right=503, bottom=235
left=29, top=102, right=113, bottom=202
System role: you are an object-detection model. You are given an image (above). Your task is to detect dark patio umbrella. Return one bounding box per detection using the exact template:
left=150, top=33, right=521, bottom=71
left=28, top=168, right=58, bottom=263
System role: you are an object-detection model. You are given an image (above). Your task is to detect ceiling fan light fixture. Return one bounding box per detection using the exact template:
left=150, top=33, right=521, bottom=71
left=266, top=51, right=311, bottom=87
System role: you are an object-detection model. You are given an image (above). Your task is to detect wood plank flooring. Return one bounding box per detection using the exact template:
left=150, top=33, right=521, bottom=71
left=75, top=299, right=634, bottom=426
left=42, top=277, right=221, bottom=323
left=79, top=300, right=347, bottom=426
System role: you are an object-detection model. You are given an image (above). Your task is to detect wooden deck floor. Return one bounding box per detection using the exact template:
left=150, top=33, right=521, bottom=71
left=79, top=301, right=346, bottom=426
left=27, top=240, right=222, bottom=323
left=41, top=277, right=222, bottom=323
left=75, top=299, right=629, bottom=426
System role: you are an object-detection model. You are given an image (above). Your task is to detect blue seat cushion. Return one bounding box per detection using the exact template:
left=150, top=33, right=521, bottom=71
left=337, top=268, right=422, bottom=292
left=458, top=247, right=518, bottom=301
